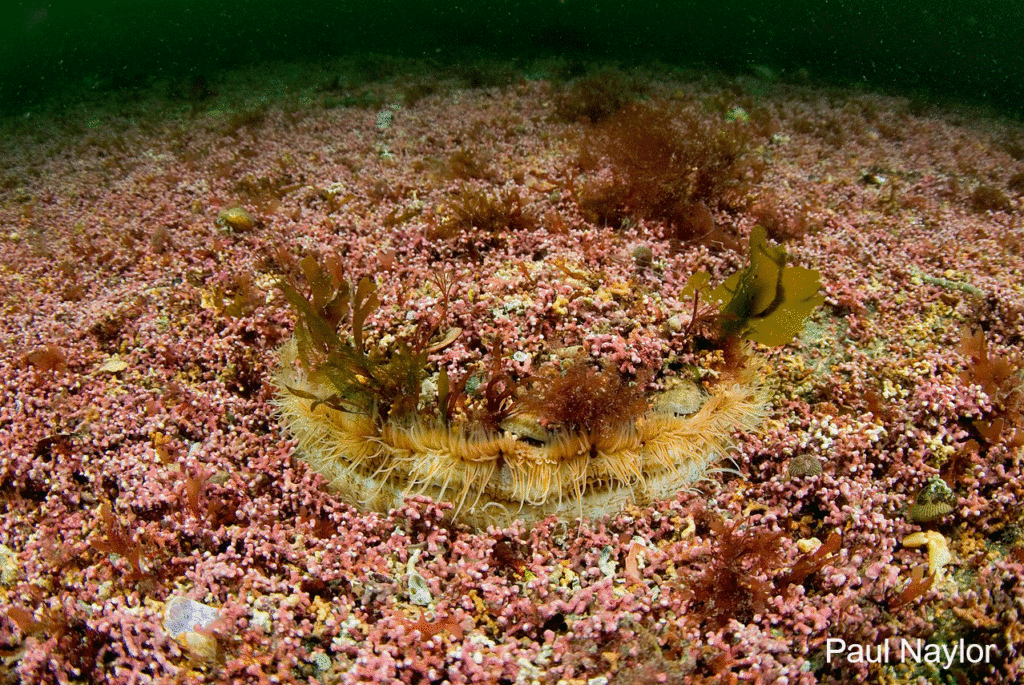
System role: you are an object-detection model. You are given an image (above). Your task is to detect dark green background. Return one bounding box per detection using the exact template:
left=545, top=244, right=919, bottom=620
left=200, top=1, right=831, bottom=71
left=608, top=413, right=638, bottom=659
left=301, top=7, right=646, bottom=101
left=2, top=1, right=1022, bottom=112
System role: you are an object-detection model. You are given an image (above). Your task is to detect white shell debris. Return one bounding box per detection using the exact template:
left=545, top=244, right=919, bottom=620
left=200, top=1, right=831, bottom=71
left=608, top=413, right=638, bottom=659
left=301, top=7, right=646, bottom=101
left=407, top=549, right=432, bottom=606
left=163, top=596, right=220, bottom=637
left=163, top=596, right=221, bottom=660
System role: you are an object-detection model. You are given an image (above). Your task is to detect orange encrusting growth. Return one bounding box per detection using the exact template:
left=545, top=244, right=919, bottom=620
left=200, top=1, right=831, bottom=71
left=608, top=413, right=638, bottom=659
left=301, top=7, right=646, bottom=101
left=275, top=343, right=771, bottom=528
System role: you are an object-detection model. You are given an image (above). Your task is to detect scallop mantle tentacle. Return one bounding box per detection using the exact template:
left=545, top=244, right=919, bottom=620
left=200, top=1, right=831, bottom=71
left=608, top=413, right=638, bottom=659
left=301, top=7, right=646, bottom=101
left=274, top=342, right=772, bottom=529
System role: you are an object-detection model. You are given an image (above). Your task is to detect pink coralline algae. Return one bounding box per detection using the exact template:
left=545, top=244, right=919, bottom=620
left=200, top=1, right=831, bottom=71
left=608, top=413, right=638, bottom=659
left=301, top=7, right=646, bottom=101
left=1, top=58, right=1023, bottom=685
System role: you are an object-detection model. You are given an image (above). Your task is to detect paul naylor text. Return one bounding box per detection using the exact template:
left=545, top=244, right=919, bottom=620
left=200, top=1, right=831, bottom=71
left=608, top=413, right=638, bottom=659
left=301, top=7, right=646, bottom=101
left=826, top=638, right=996, bottom=668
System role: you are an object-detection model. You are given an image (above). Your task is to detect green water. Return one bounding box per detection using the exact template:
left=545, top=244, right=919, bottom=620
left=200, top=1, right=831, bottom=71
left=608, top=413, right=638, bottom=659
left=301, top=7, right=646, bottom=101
left=2, top=1, right=1022, bottom=113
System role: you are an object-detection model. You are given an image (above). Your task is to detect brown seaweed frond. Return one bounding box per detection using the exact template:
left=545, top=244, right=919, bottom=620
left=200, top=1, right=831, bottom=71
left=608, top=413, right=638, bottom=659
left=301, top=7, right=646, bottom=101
left=278, top=256, right=462, bottom=422
left=517, top=357, right=649, bottom=437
